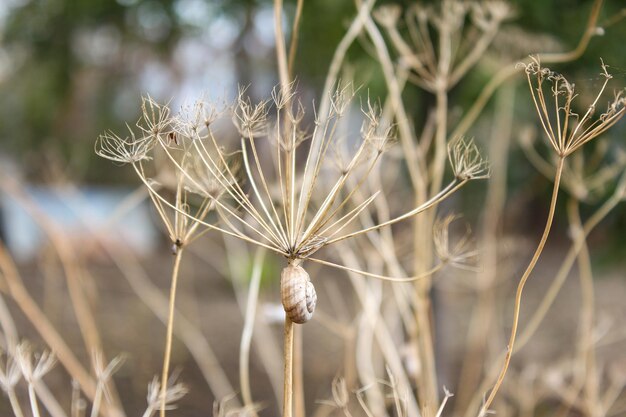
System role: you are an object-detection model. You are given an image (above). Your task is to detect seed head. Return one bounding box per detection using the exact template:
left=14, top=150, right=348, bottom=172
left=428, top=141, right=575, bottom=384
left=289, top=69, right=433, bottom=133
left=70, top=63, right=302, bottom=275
left=523, top=57, right=626, bottom=157
left=95, top=128, right=154, bottom=164
left=448, top=137, right=490, bottom=181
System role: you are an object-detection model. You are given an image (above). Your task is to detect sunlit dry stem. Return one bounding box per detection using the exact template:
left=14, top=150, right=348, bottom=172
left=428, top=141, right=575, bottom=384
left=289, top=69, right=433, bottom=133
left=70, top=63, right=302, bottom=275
left=465, top=171, right=626, bottom=417
left=283, top=317, right=294, bottom=417
left=160, top=248, right=184, bottom=417
left=479, top=156, right=564, bottom=416
left=240, top=249, right=265, bottom=416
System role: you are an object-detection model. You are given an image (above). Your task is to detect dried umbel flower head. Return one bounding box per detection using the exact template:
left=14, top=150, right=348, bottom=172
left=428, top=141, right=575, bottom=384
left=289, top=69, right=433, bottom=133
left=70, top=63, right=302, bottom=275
left=0, top=351, right=22, bottom=392
left=97, top=85, right=481, bottom=324
left=318, top=376, right=351, bottom=411
left=433, top=214, right=478, bottom=270
left=213, top=393, right=263, bottom=417
left=95, top=128, right=154, bottom=164
left=146, top=374, right=188, bottom=413
left=15, top=343, right=56, bottom=383
left=375, top=0, right=512, bottom=91
left=448, top=137, right=490, bottom=180
left=523, top=57, right=626, bottom=158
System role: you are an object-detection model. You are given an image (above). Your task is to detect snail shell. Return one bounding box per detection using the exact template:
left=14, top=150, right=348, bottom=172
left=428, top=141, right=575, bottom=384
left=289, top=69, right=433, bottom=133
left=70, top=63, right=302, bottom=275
left=281, top=264, right=317, bottom=324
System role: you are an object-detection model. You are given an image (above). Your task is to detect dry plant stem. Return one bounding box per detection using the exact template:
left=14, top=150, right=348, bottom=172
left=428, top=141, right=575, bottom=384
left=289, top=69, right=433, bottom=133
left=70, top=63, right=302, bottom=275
left=362, top=9, right=436, bottom=408
left=450, top=0, right=604, bottom=141
left=293, top=325, right=305, bottom=417
left=91, top=383, right=105, bottom=417
left=351, top=277, right=388, bottom=417
left=0, top=240, right=97, bottom=402
left=28, top=383, right=42, bottom=417
left=60, top=183, right=237, bottom=404
left=133, top=164, right=287, bottom=256
left=431, top=87, right=449, bottom=195
left=115, top=246, right=237, bottom=402
left=342, top=249, right=421, bottom=417
left=240, top=249, right=265, bottom=416
left=7, top=187, right=104, bottom=357
left=479, top=156, right=565, bottom=416
left=413, top=85, right=450, bottom=413
left=274, top=0, right=290, bottom=94
left=223, top=238, right=282, bottom=407
left=455, top=84, right=515, bottom=413
left=283, top=317, right=294, bottom=417
left=568, top=199, right=598, bottom=416
left=515, top=170, right=626, bottom=349
left=0, top=292, right=18, bottom=351
left=466, top=172, right=626, bottom=417
left=355, top=301, right=387, bottom=417
left=0, top=179, right=124, bottom=417
left=35, top=383, right=68, bottom=417
left=160, top=247, right=184, bottom=417
left=316, top=0, right=374, bottom=145
left=362, top=6, right=425, bottom=195
left=6, top=383, right=24, bottom=417
left=287, top=0, right=304, bottom=79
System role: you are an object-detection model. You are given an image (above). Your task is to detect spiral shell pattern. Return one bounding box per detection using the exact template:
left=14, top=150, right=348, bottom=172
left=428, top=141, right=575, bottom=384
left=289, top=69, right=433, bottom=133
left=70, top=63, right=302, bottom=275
left=281, top=264, right=317, bottom=324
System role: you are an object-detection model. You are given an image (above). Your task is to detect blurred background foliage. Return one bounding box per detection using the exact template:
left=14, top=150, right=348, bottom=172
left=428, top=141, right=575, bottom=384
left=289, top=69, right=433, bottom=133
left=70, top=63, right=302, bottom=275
left=0, top=0, right=625, bottom=241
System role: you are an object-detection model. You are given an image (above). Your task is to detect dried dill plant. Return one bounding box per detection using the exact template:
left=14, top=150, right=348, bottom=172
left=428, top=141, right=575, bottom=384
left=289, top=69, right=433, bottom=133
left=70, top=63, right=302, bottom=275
left=477, top=59, right=626, bottom=416
left=96, top=84, right=488, bottom=416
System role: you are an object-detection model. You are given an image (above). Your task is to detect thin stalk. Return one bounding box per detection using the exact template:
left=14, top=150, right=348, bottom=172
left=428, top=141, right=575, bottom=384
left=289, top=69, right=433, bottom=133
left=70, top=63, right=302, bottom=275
left=7, top=388, right=24, bottom=417
left=341, top=249, right=421, bottom=417
left=224, top=237, right=282, bottom=407
left=28, top=384, right=41, bottom=417
left=0, top=240, right=97, bottom=402
left=287, top=0, right=304, bottom=79
left=479, top=156, right=565, bottom=416
left=362, top=9, right=425, bottom=196
left=0, top=179, right=124, bottom=416
left=326, top=179, right=465, bottom=245
left=283, top=317, right=294, bottom=417
left=430, top=87, right=448, bottom=195
left=274, top=0, right=290, bottom=93
left=454, top=84, right=514, bottom=413
left=240, top=249, right=266, bottom=416
left=465, top=171, right=626, bottom=417
left=34, top=383, right=69, bottom=417
left=90, top=384, right=104, bottom=417
left=160, top=248, right=184, bottom=417
left=293, top=324, right=305, bottom=417
left=568, top=198, right=599, bottom=416
left=414, top=85, right=449, bottom=413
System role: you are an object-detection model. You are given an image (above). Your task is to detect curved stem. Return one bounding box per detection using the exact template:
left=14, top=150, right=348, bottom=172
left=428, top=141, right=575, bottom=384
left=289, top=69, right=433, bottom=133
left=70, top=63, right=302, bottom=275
left=240, top=249, right=266, bottom=416
left=479, top=156, right=565, bottom=416
left=160, top=248, right=184, bottom=417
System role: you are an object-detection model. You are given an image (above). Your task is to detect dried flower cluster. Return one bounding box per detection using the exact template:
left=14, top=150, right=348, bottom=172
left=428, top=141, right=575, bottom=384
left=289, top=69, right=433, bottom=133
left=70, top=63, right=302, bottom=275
left=374, top=0, right=512, bottom=91
left=523, top=57, right=626, bottom=157
left=96, top=86, right=485, bottom=284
